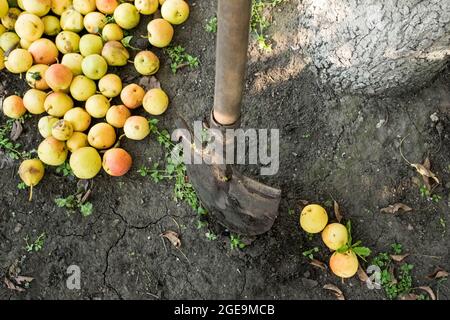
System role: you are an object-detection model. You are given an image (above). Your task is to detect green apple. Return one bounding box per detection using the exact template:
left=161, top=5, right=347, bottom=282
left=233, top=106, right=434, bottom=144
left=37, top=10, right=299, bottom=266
left=60, top=8, right=84, bottom=32
left=134, top=50, right=159, bottom=75
left=79, top=34, right=104, bottom=56
left=0, top=31, right=19, bottom=51
left=14, top=13, right=44, bottom=42
left=102, top=23, right=123, bottom=41
left=135, top=0, right=159, bottom=15
left=42, top=15, right=61, bottom=36
left=83, top=11, right=106, bottom=34
left=70, top=75, right=97, bottom=101
left=23, top=0, right=51, bottom=17
left=82, top=54, right=108, bottom=80
left=61, top=53, right=83, bottom=75
left=73, top=0, right=96, bottom=15
left=5, top=48, right=33, bottom=73
left=113, top=3, right=140, bottom=30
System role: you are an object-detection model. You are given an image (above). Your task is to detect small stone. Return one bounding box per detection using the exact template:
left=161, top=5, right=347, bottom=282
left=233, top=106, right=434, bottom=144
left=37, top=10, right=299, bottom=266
left=14, top=223, right=23, bottom=233
left=301, top=278, right=318, bottom=288
left=303, top=270, right=311, bottom=278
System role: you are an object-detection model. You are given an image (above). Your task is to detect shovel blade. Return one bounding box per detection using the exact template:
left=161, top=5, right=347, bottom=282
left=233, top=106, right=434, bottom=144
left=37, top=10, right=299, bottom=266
left=186, top=157, right=281, bottom=236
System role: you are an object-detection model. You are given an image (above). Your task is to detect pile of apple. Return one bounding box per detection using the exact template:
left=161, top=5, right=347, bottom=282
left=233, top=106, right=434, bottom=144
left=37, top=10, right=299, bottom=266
left=0, top=0, right=190, bottom=198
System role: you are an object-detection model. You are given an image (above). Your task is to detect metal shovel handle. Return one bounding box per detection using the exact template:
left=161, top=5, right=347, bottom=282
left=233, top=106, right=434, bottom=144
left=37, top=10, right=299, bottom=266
left=213, top=0, right=252, bottom=126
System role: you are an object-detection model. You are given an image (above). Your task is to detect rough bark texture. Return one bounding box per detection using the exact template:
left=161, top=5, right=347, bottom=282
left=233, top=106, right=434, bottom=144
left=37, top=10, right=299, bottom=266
left=298, top=0, right=450, bottom=95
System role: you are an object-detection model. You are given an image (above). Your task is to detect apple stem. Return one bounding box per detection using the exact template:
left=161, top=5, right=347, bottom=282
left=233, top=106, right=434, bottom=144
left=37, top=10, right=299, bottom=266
left=128, top=60, right=134, bottom=64
left=29, top=185, right=33, bottom=202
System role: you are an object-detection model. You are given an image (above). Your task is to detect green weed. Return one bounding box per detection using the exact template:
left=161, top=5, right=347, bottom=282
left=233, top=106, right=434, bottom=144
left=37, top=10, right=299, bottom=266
left=55, top=194, right=93, bottom=217
left=165, top=45, right=199, bottom=73
left=24, top=232, right=45, bottom=252
left=230, top=234, right=246, bottom=250
left=205, top=16, right=217, bottom=33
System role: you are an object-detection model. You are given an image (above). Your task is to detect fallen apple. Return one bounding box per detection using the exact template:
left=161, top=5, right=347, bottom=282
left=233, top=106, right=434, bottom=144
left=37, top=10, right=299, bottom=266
left=23, top=89, right=47, bottom=115
left=2, top=95, right=26, bottom=119
left=14, top=13, right=44, bottom=42
left=60, top=8, right=84, bottom=33
left=98, top=73, right=122, bottom=98
left=83, top=11, right=106, bottom=34
left=79, top=34, right=104, bottom=56
left=101, top=40, right=129, bottom=66
left=26, top=64, right=50, bottom=90
left=143, top=88, right=169, bottom=115
left=44, top=92, right=74, bottom=117
left=1, top=7, right=21, bottom=30
left=52, top=119, right=74, bottom=141
left=113, top=3, right=140, bottom=30
left=28, top=38, right=59, bottom=65
left=18, top=159, right=45, bottom=201
left=146, top=18, right=174, bottom=48
left=38, top=136, right=68, bottom=166
left=300, top=204, right=328, bottom=234
left=88, top=122, right=117, bottom=149
left=73, top=0, right=96, bottom=15
left=321, top=223, right=349, bottom=251
left=124, top=116, right=150, bottom=140
left=102, top=148, right=132, bottom=177
left=120, top=83, right=145, bottom=109
left=329, top=250, right=359, bottom=278
left=38, top=116, right=59, bottom=138
left=134, top=50, right=159, bottom=75
left=23, top=0, right=51, bottom=17
left=70, top=75, right=97, bottom=101
left=96, top=0, right=119, bottom=14
left=85, top=94, right=110, bottom=118
left=56, top=31, right=80, bottom=54
left=61, top=53, right=84, bottom=75
left=82, top=54, right=108, bottom=80
left=64, top=107, right=92, bottom=132
left=42, top=15, right=61, bottom=36
left=135, top=0, right=159, bottom=15
left=161, top=0, right=189, bottom=25
left=66, top=132, right=89, bottom=152
left=0, top=31, right=20, bottom=52
left=44, top=64, right=73, bottom=92
left=51, top=0, right=73, bottom=16
left=106, top=104, right=131, bottom=128
left=5, top=48, right=33, bottom=73
left=102, top=23, right=123, bottom=41
left=70, top=146, right=102, bottom=179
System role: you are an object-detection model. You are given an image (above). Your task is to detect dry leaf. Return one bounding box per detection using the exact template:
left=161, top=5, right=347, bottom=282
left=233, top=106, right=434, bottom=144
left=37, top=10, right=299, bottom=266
left=411, top=163, right=439, bottom=185
left=333, top=201, right=343, bottom=223
left=139, top=76, right=161, bottom=91
left=4, top=277, right=25, bottom=292
left=10, top=120, right=23, bottom=141
left=427, top=268, right=449, bottom=280
left=389, top=266, right=397, bottom=284
left=14, top=276, right=34, bottom=285
left=380, top=203, right=412, bottom=214
left=400, top=293, right=419, bottom=300
left=310, top=259, right=327, bottom=270
left=357, top=265, right=369, bottom=282
left=390, top=254, right=409, bottom=262
left=160, top=230, right=181, bottom=248
left=417, top=286, right=436, bottom=300
left=323, top=284, right=345, bottom=300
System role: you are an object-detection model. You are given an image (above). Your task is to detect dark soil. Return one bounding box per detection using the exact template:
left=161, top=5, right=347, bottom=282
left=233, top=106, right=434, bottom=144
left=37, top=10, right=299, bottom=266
left=1, top=1, right=449, bottom=300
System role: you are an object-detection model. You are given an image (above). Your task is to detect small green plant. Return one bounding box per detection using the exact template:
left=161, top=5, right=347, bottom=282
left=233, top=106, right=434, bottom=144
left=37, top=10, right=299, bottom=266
left=205, top=16, right=217, bottom=33
left=419, top=185, right=442, bottom=203
left=302, top=247, right=319, bottom=260
left=391, top=243, right=403, bottom=255
left=17, top=182, right=27, bottom=190
left=165, top=45, right=199, bottom=73
left=121, top=36, right=140, bottom=51
left=140, top=119, right=207, bottom=219
left=287, top=208, right=294, bottom=216
left=336, top=220, right=371, bottom=261
left=55, top=195, right=93, bottom=217
left=205, top=232, right=218, bottom=241
left=56, top=162, right=73, bottom=177
left=371, top=244, right=415, bottom=300
left=0, top=117, right=33, bottom=160
left=250, top=0, right=285, bottom=52
left=24, top=232, right=46, bottom=252
left=196, top=220, right=208, bottom=229
left=230, top=234, right=246, bottom=250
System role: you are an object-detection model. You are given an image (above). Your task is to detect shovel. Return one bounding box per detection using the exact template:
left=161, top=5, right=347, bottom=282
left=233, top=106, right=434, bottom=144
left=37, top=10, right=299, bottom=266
left=175, top=0, right=281, bottom=236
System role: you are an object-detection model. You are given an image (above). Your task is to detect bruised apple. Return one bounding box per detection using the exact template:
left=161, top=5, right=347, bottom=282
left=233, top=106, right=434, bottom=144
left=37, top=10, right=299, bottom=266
left=101, top=40, right=129, bottom=66
left=18, top=159, right=45, bottom=201
left=56, top=31, right=80, bottom=54
left=60, top=8, right=84, bottom=33
left=26, top=64, right=49, bottom=90
left=83, top=11, right=106, bottom=34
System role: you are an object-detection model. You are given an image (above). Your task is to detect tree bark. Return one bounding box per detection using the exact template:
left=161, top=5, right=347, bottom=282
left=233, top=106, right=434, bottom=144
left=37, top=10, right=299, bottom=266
left=298, top=0, right=450, bottom=95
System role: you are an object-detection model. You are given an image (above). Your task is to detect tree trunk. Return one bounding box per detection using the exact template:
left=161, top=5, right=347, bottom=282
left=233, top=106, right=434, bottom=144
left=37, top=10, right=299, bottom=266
left=298, top=0, right=450, bottom=95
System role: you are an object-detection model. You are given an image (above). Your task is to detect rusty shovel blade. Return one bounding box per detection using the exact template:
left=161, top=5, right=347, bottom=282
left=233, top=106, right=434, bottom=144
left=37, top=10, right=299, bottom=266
left=175, top=118, right=281, bottom=236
